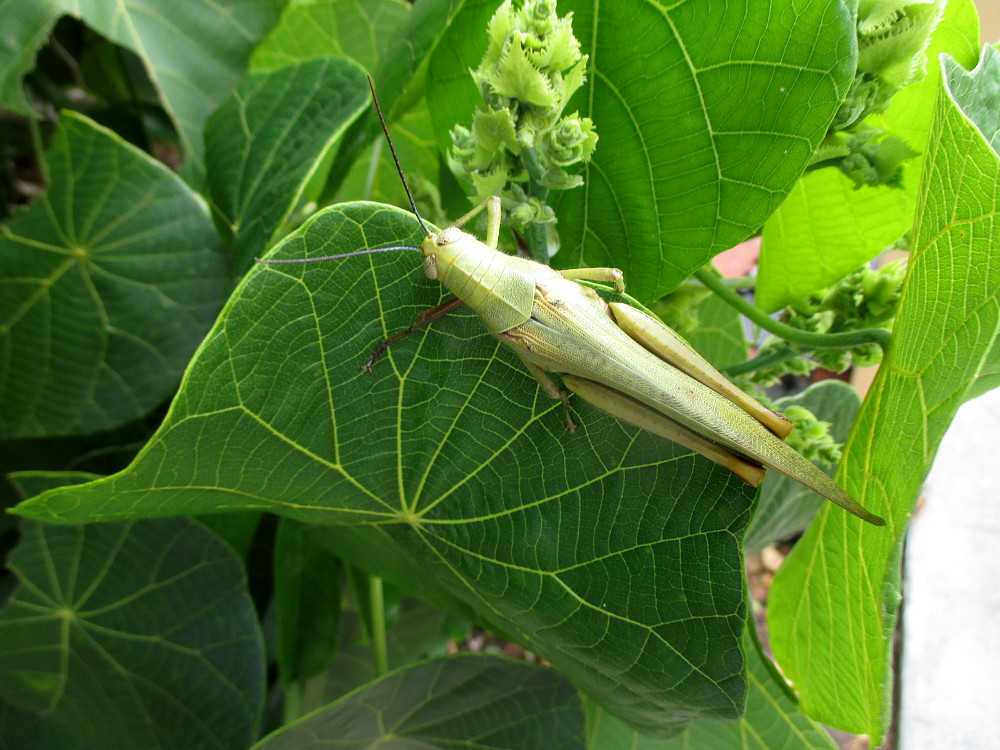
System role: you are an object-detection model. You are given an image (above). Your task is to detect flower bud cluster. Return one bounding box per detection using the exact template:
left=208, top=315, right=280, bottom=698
left=448, top=0, right=597, bottom=230
left=815, top=0, right=942, bottom=187
left=750, top=259, right=907, bottom=385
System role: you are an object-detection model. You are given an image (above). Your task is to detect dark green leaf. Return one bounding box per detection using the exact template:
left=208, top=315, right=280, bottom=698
left=301, top=592, right=457, bottom=712
left=253, top=654, right=584, bottom=750
left=0, top=113, right=226, bottom=439
left=685, top=286, right=749, bottom=370
left=425, top=0, right=856, bottom=302
left=205, top=57, right=370, bottom=275
left=0, top=699, right=85, bottom=750
left=275, top=519, right=343, bottom=684
left=15, top=202, right=756, bottom=733
left=0, top=518, right=265, bottom=750
left=769, top=47, right=1000, bottom=742
left=744, top=381, right=862, bottom=555
left=0, top=0, right=285, bottom=175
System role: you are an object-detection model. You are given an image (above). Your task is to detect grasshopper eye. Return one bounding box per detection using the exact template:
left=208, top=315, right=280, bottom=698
left=437, top=227, right=461, bottom=246
left=423, top=255, right=439, bottom=280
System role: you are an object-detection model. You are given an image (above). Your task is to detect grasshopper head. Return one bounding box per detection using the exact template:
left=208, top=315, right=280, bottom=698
left=420, top=227, right=465, bottom=281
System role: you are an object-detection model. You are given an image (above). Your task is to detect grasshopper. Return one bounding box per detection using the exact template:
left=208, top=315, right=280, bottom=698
left=261, top=80, right=886, bottom=527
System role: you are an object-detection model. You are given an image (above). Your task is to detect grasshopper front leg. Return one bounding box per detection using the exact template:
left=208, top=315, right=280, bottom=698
left=362, top=297, right=464, bottom=372
left=559, top=267, right=626, bottom=294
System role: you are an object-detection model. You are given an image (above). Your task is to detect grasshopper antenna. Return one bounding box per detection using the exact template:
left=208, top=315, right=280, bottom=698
left=256, top=245, right=421, bottom=264
left=367, top=74, right=431, bottom=237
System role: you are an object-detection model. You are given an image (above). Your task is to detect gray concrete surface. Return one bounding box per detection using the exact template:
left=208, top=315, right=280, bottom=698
left=898, top=386, right=1000, bottom=749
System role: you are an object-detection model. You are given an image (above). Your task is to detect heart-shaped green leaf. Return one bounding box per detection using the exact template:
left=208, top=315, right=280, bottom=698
left=0, top=518, right=265, bottom=750
left=0, top=112, right=226, bottom=439
left=15, top=201, right=756, bottom=733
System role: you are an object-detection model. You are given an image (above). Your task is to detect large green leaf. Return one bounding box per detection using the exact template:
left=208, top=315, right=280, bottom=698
left=768, top=46, right=1000, bottom=742
left=253, top=654, right=584, bottom=749
left=756, top=0, right=982, bottom=311
left=424, top=0, right=856, bottom=302
left=586, top=626, right=837, bottom=750
left=204, top=57, right=370, bottom=274
left=0, top=518, right=265, bottom=750
left=0, top=112, right=226, bottom=439
left=744, top=380, right=862, bottom=555
left=0, top=0, right=285, bottom=176
left=14, top=201, right=757, bottom=734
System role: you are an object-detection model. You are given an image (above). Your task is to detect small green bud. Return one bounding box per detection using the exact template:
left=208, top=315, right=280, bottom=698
left=541, top=116, right=598, bottom=166
left=781, top=406, right=843, bottom=468
left=858, top=0, right=943, bottom=89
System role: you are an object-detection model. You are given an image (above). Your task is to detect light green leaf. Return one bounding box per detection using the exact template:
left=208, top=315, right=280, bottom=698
left=336, top=100, right=443, bottom=220
left=0, top=112, right=226, bottom=439
left=204, top=57, right=370, bottom=274
left=586, top=626, right=837, bottom=750
left=253, top=654, right=584, bottom=750
left=967, top=334, right=1000, bottom=400
left=425, top=0, right=856, bottom=302
left=685, top=285, right=750, bottom=370
left=0, top=518, right=265, bottom=750
left=768, top=46, right=1000, bottom=742
left=0, top=0, right=285, bottom=176
left=757, top=174, right=915, bottom=313
left=744, top=381, right=862, bottom=555
left=14, top=201, right=757, bottom=734
left=251, top=0, right=409, bottom=73
left=756, top=0, right=981, bottom=311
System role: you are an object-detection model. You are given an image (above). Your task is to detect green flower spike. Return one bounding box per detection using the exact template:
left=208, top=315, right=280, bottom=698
left=448, top=0, right=597, bottom=260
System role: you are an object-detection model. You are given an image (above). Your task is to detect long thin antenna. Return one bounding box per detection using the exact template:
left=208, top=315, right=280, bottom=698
left=367, top=74, right=431, bottom=237
left=257, top=246, right=421, bottom=264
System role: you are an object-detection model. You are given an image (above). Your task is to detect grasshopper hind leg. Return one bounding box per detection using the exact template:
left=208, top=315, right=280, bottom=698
left=507, top=350, right=578, bottom=433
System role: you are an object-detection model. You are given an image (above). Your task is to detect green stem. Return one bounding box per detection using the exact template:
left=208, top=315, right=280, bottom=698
left=283, top=681, right=302, bottom=723
left=678, top=274, right=756, bottom=290
left=28, top=116, right=48, bottom=186
left=721, top=349, right=805, bottom=377
left=693, top=266, right=892, bottom=352
left=520, top=147, right=550, bottom=262
left=369, top=575, right=388, bottom=677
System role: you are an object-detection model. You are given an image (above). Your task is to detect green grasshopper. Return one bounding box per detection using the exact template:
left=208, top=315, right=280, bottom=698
left=261, top=82, right=886, bottom=527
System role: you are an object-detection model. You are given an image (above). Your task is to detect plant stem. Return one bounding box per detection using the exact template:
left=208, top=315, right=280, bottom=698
left=720, top=349, right=805, bottom=377
left=694, top=266, right=892, bottom=352
left=370, top=575, right=389, bottom=677
left=520, top=146, right=551, bottom=262
left=283, top=681, right=302, bottom=723
left=28, top=116, right=48, bottom=186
